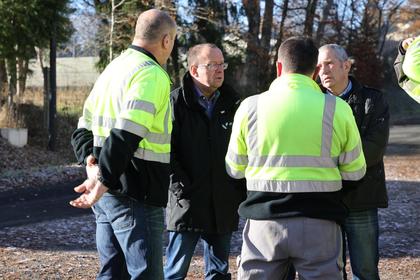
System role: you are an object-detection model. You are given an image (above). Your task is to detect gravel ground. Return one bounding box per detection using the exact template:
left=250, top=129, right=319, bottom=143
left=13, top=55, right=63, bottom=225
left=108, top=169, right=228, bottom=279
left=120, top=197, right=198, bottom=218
left=1, top=133, right=420, bottom=279
left=0, top=154, right=419, bottom=279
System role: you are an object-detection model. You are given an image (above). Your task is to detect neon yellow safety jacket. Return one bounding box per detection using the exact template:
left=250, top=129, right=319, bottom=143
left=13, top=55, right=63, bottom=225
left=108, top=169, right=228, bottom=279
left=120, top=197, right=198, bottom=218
left=226, top=74, right=366, bottom=193
left=78, top=47, right=172, bottom=163
left=402, top=36, right=420, bottom=103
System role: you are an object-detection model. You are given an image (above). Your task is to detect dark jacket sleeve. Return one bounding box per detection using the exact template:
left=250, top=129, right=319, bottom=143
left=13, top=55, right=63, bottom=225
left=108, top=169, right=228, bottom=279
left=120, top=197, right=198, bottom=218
left=98, top=128, right=142, bottom=190
left=168, top=94, right=192, bottom=199
left=71, top=128, right=94, bottom=165
left=361, top=91, right=390, bottom=167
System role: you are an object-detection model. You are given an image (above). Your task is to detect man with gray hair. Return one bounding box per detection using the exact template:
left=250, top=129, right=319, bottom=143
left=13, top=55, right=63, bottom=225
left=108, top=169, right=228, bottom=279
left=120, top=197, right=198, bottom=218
left=318, top=44, right=390, bottom=280
left=71, top=9, right=176, bottom=279
left=164, top=43, right=246, bottom=279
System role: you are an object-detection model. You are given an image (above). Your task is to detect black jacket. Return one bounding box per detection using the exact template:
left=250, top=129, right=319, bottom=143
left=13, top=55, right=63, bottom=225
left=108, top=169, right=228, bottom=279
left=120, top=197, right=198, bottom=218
left=332, top=77, right=390, bottom=210
left=166, top=72, right=246, bottom=234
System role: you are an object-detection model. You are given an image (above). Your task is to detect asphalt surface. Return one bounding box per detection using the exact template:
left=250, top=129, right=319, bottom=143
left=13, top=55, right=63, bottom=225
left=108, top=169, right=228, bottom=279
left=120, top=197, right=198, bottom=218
left=0, top=179, right=88, bottom=229
left=0, top=125, right=418, bottom=229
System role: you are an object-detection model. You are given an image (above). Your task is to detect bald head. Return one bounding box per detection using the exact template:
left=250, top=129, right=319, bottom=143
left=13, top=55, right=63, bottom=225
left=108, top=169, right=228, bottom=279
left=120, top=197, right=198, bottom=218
left=134, top=9, right=176, bottom=43
left=132, top=9, right=177, bottom=65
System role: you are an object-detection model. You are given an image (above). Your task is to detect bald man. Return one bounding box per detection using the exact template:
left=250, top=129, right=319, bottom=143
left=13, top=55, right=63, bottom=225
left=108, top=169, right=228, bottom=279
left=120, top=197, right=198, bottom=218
left=71, top=9, right=176, bottom=279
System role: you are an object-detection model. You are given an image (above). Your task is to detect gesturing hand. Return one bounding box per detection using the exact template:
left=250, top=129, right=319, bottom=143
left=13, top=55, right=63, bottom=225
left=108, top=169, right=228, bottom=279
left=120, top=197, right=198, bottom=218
left=69, top=179, right=109, bottom=209
left=402, top=37, right=415, bottom=51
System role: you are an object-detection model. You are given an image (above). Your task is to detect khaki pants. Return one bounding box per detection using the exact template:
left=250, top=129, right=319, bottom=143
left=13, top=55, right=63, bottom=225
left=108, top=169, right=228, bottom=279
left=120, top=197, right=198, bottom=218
left=238, top=217, right=343, bottom=280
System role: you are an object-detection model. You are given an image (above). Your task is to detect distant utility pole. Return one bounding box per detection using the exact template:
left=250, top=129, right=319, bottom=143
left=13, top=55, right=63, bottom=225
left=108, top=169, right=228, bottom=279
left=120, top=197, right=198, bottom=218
left=48, top=23, right=57, bottom=151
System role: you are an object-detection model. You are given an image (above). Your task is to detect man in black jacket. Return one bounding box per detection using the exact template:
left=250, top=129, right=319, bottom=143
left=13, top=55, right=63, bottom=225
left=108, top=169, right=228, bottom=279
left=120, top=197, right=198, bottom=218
left=318, top=44, right=389, bottom=280
left=164, top=43, right=246, bottom=280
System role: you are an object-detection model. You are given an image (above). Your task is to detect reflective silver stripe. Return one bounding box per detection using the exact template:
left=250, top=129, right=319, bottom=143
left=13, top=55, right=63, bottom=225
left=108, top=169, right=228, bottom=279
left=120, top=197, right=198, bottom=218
left=248, top=155, right=338, bottom=168
left=93, top=117, right=168, bottom=144
left=339, top=143, right=362, bottom=165
left=93, top=116, right=116, bottom=129
left=78, top=109, right=93, bottom=129
left=244, top=95, right=337, bottom=167
left=246, top=179, right=342, bottom=193
left=78, top=117, right=91, bottom=130
left=164, top=102, right=170, bottom=134
left=340, top=166, right=366, bottom=180
left=123, top=100, right=156, bottom=115
left=226, top=163, right=245, bottom=179
left=227, top=150, right=249, bottom=165
left=119, top=61, right=155, bottom=95
left=321, top=95, right=336, bottom=157
left=133, top=148, right=170, bottom=163
left=115, top=118, right=149, bottom=138
left=93, top=135, right=169, bottom=163
left=94, top=135, right=106, bottom=147
left=247, top=96, right=259, bottom=151
left=83, top=108, right=92, bottom=120
left=146, top=132, right=171, bottom=144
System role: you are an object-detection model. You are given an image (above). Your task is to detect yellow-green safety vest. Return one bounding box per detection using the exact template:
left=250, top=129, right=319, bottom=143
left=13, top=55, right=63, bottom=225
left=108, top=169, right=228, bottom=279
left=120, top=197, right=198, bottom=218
left=226, top=74, right=366, bottom=193
left=78, top=48, right=172, bottom=163
left=402, top=36, right=420, bottom=103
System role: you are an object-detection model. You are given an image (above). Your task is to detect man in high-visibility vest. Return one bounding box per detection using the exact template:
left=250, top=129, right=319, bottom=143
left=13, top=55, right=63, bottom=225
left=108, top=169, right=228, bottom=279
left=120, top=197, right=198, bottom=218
left=318, top=44, right=389, bottom=280
left=70, top=9, right=176, bottom=279
left=226, top=36, right=366, bottom=279
left=394, top=36, right=420, bottom=103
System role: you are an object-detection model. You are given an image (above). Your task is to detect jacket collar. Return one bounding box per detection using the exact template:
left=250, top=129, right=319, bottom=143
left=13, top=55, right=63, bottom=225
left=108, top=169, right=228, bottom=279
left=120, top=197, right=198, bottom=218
left=320, top=76, right=364, bottom=102
left=129, top=45, right=159, bottom=65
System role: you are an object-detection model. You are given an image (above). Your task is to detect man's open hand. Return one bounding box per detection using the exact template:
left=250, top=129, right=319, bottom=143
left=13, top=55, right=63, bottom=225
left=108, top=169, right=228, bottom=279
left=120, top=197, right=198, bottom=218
left=69, top=179, right=108, bottom=209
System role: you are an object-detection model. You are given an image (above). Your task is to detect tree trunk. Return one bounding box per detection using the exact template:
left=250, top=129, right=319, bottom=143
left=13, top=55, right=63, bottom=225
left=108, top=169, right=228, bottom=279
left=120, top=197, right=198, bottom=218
left=304, top=0, right=319, bottom=37
left=269, top=0, right=289, bottom=82
left=242, top=0, right=261, bottom=94
left=0, top=59, right=7, bottom=103
left=109, top=0, right=115, bottom=63
left=259, top=0, right=274, bottom=88
left=6, top=57, right=17, bottom=107
left=315, top=0, right=334, bottom=45
left=16, top=57, right=28, bottom=97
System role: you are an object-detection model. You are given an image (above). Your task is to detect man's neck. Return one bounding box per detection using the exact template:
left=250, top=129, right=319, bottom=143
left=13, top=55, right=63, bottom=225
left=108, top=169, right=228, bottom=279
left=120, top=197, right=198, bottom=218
left=132, top=40, right=163, bottom=65
left=192, top=80, right=216, bottom=99
left=329, top=79, right=349, bottom=96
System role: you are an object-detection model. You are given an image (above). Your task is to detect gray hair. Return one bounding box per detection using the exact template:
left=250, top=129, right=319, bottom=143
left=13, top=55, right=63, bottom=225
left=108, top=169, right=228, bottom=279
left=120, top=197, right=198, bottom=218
left=319, top=44, right=349, bottom=62
left=187, top=43, right=220, bottom=67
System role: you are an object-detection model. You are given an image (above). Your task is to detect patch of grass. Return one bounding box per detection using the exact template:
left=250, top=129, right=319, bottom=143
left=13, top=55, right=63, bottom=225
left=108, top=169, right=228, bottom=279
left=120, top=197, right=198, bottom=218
left=2, top=87, right=90, bottom=163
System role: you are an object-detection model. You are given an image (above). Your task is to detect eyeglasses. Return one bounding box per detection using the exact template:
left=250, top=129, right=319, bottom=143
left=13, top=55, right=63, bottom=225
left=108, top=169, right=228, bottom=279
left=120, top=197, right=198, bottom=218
left=197, top=63, right=228, bottom=71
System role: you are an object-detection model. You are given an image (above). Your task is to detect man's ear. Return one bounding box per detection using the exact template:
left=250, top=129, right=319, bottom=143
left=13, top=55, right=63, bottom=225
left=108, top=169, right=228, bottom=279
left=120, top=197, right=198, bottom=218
left=276, top=62, right=282, bottom=77
left=343, top=60, right=352, bottom=74
left=162, top=33, right=171, bottom=49
left=190, top=65, right=198, bottom=77
left=312, top=65, right=321, bottom=80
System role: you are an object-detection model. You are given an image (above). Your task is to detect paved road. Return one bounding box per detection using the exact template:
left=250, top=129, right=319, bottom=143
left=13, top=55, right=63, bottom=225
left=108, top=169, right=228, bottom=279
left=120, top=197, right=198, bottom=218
left=0, top=179, right=89, bottom=229
left=0, top=125, right=418, bottom=229
left=387, top=124, right=420, bottom=155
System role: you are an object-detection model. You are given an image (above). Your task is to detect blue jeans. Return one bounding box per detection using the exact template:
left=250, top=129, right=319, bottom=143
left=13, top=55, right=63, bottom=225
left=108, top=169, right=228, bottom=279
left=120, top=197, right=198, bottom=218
left=92, top=193, right=164, bottom=280
left=342, top=209, right=379, bottom=280
left=164, top=231, right=232, bottom=280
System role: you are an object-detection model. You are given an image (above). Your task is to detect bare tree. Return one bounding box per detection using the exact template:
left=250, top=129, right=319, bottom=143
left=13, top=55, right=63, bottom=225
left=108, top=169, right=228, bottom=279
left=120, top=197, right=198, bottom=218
left=109, top=0, right=127, bottom=62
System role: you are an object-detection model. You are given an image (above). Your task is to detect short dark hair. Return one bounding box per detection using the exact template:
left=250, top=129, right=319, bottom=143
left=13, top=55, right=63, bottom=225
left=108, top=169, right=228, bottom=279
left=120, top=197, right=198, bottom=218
left=277, top=37, right=318, bottom=75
